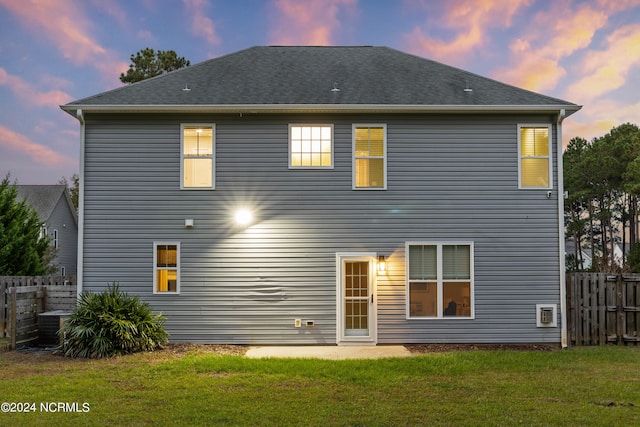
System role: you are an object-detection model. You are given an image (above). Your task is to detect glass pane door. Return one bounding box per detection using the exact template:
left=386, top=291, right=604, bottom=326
left=344, top=261, right=370, bottom=337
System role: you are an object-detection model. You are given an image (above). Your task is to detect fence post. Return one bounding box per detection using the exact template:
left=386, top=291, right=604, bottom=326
left=9, top=287, right=16, bottom=351
left=0, top=281, right=6, bottom=338
left=37, top=286, right=46, bottom=314
left=617, top=274, right=624, bottom=346
left=566, top=273, right=573, bottom=346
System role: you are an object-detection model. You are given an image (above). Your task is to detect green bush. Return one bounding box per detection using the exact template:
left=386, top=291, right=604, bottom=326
left=627, top=242, right=640, bottom=272
left=59, top=284, right=169, bottom=358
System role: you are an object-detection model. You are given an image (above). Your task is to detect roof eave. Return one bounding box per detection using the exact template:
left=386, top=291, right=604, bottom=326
left=61, top=103, right=581, bottom=117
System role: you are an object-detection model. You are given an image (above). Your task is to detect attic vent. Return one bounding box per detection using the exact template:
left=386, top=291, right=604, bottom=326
left=331, top=82, right=340, bottom=92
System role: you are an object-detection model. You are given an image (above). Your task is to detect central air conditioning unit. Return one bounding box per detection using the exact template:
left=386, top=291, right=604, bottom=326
left=38, top=310, right=73, bottom=346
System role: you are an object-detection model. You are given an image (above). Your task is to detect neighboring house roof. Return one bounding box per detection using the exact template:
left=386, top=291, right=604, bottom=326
left=15, top=185, right=78, bottom=225
left=565, top=239, right=593, bottom=268
left=61, top=46, right=580, bottom=115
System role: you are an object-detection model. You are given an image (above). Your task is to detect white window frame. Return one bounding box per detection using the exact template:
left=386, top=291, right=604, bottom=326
left=288, top=124, right=334, bottom=169
left=180, top=123, right=215, bottom=190
left=517, top=124, right=553, bottom=189
left=53, top=229, right=59, bottom=248
left=352, top=124, right=387, bottom=190
left=153, top=241, right=180, bottom=295
left=405, top=241, right=474, bottom=319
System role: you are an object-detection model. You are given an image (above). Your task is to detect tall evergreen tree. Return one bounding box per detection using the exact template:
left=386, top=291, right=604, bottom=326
left=563, top=137, right=590, bottom=270
left=119, top=48, right=190, bottom=84
left=0, top=175, right=51, bottom=275
left=563, top=123, right=640, bottom=272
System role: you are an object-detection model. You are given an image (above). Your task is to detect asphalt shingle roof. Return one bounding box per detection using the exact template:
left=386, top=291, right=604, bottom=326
left=63, top=46, right=579, bottom=111
left=15, top=185, right=73, bottom=223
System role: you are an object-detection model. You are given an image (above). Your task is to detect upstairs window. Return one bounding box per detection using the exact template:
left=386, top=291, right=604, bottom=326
left=518, top=125, right=552, bottom=189
left=407, top=242, right=473, bottom=319
left=353, top=125, right=387, bottom=189
left=154, top=242, right=180, bottom=294
left=289, top=125, right=333, bottom=168
left=53, top=229, right=59, bottom=248
left=181, top=124, right=214, bottom=189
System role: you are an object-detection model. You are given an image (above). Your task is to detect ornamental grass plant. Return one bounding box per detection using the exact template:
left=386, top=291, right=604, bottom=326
left=58, top=284, right=168, bottom=358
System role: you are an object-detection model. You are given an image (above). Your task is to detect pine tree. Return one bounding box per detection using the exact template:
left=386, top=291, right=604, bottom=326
left=0, top=175, right=51, bottom=275
left=119, top=48, right=190, bottom=84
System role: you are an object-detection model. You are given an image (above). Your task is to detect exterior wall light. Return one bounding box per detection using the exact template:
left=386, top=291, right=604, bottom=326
left=185, top=219, right=194, bottom=228
left=378, top=255, right=387, bottom=273
left=234, top=209, right=253, bottom=226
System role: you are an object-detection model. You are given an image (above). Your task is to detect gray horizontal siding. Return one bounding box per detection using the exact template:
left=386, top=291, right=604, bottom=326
left=82, top=113, right=562, bottom=344
left=47, top=196, right=78, bottom=275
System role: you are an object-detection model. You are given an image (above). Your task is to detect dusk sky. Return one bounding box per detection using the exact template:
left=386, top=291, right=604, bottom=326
left=1, top=0, right=639, bottom=184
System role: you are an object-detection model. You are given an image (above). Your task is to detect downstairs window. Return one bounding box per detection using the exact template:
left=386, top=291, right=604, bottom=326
left=407, top=242, right=474, bottom=318
left=154, top=242, right=180, bottom=294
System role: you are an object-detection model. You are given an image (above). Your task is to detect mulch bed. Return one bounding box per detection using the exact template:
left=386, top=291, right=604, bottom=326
left=404, top=343, right=557, bottom=353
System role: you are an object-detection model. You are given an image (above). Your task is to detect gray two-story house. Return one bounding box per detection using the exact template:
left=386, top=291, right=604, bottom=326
left=62, top=46, right=580, bottom=346
left=16, top=185, right=78, bottom=275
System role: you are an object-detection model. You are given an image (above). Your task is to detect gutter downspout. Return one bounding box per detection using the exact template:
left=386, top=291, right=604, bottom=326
left=557, top=109, right=567, bottom=348
left=76, top=109, right=85, bottom=299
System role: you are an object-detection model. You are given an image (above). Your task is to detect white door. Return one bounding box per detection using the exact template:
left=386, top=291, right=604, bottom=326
left=337, top=253, right=377, bottom=344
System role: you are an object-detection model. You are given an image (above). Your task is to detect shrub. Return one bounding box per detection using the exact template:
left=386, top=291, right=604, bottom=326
left=627, top=242, right=640, bottom=272
left=59, top=284, right=169, bottom=358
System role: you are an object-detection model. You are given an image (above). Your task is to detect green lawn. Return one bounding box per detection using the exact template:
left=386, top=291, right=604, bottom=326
left=0, top=346, right=638, bottom=426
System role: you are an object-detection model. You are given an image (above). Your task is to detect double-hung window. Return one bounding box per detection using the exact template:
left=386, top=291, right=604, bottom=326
left=407, top=242, right=473, bottom=318
left=518, top=124, right=552, bottom=189
left=154, top=242, right=180, bottom=294
left=353, top=124, right=386, bottom=189
left=181, top=124, right=214, bottom=189
left=289, top=125, right=333, bottom=168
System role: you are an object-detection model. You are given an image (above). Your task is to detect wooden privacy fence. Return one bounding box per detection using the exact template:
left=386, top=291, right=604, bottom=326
left=567, top=273, right=640, bottom=346
left=0, top=276, right=77, bottom=350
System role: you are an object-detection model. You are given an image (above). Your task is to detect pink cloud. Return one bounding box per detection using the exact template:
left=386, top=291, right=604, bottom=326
left=0, top=125, right=75, bottom=167
left=496, top=57, right=567, bottom=93
left=183, top=0, right=220, bottom=46
left=492, top=2, right=608, bottom=92
left=565, top=24, right=640, bottom=102
left=404, top=0, right=532, bottom=65
left=0, top=68, right=72, bottom=107
left=0, top=0, right=128, bottom=85
left=0, top=0, right=104, bottom=64
left=537, top=6, right=608, bottom=59
left=269, top=0, right=357, bottom=45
